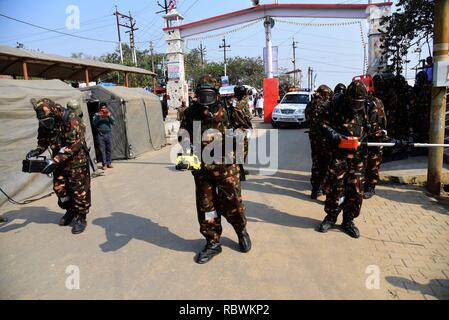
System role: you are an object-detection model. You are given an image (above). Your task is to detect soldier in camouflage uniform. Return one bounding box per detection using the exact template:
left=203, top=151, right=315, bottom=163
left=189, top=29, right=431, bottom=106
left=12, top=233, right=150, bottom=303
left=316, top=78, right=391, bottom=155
left=393, top=74, right=412, bottom=158
left=179, top=76, right=251, bottom=264
left=26, top=98, right=91, bottom=234
left=318, top=80, right=383, bottom=238
left=373, top=74, right=398, bottom=161
left=304, top=84, right=333, bottom=199
left=231, top=85, right=253, bottom=181
left=410, top=71, right=432, bottom=150
left=364, top=96, right=387, bottom=199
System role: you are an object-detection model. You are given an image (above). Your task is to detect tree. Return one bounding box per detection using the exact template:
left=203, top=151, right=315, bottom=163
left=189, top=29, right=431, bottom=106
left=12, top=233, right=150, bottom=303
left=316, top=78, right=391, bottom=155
left=184, top=50, right=265, bottom=89
left=98, top=44, right=164, bottom=88
left=380, top=0, right=434, bottom=74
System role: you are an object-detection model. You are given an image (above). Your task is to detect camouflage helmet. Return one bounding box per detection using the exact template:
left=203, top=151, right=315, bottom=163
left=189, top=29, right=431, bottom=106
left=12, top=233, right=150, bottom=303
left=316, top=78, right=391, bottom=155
left=30, top=98, right=64, bottom=130
left=334, top=83, right=346, bottom=95
left=315, top=84, right=333, bottom=100
left=346, top=80, right=368, bottom=111
left=196, top=74, right=220, bottom=91
left=67, top=99, right=83, bottom=118
left=31, top=98, right=63, bottom=119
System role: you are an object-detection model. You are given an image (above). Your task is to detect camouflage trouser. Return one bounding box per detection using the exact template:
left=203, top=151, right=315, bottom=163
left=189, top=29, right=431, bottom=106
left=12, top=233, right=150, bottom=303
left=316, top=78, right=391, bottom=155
left=365, top=147, right=383, bottom=186
left=309, top=133, right=330, bottom=189
left=53, top=163, right=91, bottom=216
left=192, top=164, right=247, bottom=244
left=324, top=155, right=364, bottom=222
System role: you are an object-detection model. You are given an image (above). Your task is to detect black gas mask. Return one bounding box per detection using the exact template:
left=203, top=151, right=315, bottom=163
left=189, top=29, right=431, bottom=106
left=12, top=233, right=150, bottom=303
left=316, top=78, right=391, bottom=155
left=347, top=80, right=368, bottom=112
left=196, top=84, right=219, bottom=117
left=38, top=116, right=56, bottom=130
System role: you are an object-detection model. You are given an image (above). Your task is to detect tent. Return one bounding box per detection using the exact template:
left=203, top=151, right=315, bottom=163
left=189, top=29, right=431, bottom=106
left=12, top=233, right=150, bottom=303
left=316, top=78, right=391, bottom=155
left=80, top=86, right=166, bottom=160
left=0, top=79, right=96, bottom=208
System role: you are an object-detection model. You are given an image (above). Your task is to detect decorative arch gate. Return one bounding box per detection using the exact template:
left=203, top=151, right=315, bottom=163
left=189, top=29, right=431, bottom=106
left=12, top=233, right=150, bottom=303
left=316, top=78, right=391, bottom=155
left=163, top=2, right=392, bottom=121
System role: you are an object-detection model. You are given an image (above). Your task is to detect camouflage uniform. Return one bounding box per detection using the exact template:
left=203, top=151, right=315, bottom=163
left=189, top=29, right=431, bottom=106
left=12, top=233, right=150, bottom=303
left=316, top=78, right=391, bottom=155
left=393, top=76, right=412, bottom=141
left=231, top=98, right=253, bottom=163
left=410, top=72, right=432, bottom=144
left=180, top=95, right=247, bottom=246
left=33, top=99, right=91, bottom=217
left=304, top=85, right=333, bottom=193
left=364, top=96, right=387, bottom=187
left=373, top=75, right=398, bottom=161
left=320, top=82, right=383, bottom=224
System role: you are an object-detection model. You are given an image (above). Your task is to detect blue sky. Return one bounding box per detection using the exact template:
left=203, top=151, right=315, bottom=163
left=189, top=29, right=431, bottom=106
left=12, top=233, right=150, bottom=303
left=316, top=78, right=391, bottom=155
left=0, top=0, right=426, bottom=88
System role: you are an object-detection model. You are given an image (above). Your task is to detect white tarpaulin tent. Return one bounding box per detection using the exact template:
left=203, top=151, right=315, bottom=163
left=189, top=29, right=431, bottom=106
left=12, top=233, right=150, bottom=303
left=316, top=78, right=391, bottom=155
left=0, top=79, right=96, bottom=209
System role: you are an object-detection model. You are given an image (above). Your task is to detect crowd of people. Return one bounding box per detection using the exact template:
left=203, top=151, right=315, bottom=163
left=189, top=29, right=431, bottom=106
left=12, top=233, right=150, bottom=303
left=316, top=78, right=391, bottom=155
left=304, top=69, right=433, bottom=239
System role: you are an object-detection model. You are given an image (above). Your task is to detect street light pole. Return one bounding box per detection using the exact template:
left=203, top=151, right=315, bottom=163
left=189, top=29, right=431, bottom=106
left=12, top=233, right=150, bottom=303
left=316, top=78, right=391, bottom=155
left=264, top=16, right=273, bottom=79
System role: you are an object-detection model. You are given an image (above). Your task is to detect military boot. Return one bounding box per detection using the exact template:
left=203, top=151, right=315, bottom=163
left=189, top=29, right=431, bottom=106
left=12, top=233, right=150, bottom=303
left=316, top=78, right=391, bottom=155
left=318, top=215, right=336, bottom=233
left=311, top=187, right=323, bottom=200
left=72, top=215, right=87, bottom=234
left=196, top=243, right=222, bottom=264
left=363, top=184, right=376, bottom=199
left=237, top=229, right=252, bottom=253
left=341, top=220, right=360, bottom=239
left=59, top=210, right=75, bottom=226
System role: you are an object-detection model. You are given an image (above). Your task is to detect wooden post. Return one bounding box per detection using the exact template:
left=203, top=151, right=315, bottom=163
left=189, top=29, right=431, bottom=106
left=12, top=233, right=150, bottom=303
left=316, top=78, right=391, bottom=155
left=124, top=72, right=129, bottom=87
left=22, top=61, right=28, bottom=80
left=84, top=67, right=90, bottom=84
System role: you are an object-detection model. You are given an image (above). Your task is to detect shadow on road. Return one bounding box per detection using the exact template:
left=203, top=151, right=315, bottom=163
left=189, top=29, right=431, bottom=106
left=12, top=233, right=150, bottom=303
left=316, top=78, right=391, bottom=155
left=243, top=171, right=311, bottom=202
left=245, top=200, right=321, bottom=230
left=0, top=206, right=62, bottom=233
left=386, top=276, right=449, bottom=300
left=92, top=212, right=238, bottom=254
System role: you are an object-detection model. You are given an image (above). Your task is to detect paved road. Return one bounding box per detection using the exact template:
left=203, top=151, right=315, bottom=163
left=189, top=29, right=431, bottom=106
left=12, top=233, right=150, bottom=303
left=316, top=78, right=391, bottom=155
left=1, top=120, right=448, bottom=299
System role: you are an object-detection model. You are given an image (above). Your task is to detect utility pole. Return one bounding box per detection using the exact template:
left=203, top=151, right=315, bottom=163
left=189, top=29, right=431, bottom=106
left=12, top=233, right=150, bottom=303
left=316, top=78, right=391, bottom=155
left=199, top=41, right=206, bottom=72
left=219, top=37, right=230, bottom=76
left=308, top=67, right=314, bottom=91
left=150, top=41, right=157, bottom=92
left=124, top=11, right=138, bottom=66
left=427, top=0, right=449, bottom=195
left=156, top=0, right=170, bottom=28
left=292, top=38, right=298, bottom=87
left=115, top=9, right=138, bottom=66
left=308, top=67, right=313, bottom=91
left=113, top=5, right=124, bottom=63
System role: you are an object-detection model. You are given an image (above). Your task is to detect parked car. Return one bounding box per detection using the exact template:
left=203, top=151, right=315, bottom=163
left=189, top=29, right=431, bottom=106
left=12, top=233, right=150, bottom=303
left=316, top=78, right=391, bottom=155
left=271, top=90, right=312, bottom=128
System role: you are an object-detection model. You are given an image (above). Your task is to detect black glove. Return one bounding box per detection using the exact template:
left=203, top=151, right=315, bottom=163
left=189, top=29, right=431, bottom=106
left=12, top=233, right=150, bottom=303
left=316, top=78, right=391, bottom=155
left=26, top=148, right=43, bottom=159
left=328, top=129, right=347, bottom=147
left=389, top=138, right=408, bottom=147
left=41, top=159, right=58, bottom=174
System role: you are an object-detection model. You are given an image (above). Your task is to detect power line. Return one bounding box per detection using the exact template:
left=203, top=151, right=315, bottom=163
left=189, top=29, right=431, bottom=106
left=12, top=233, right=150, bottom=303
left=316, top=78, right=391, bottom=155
left=0, top=14, right=113, bottom=42
left=183, top=0, right=200, bottom=15
left=21, top=22, right=114, bottom=44
left=0, top=13, right=118, bottom=43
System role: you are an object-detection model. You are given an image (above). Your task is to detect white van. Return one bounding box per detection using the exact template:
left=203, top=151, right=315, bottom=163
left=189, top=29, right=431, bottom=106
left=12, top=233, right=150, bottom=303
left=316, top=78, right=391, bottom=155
left=271, top=90, right=312, bottom=128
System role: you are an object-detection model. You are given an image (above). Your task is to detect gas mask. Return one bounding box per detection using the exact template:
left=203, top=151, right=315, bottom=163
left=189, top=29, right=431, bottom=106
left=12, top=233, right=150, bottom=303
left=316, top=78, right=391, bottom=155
left=347, top=80, right=368, bottom=112
left=196, top=85, right=219, bottom=117
left=38, top=116, right=56, bottom=130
